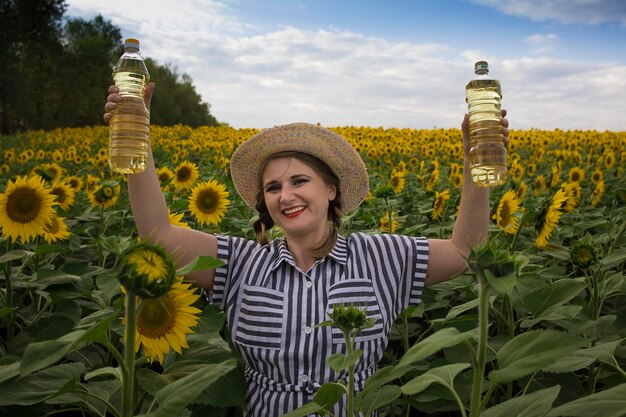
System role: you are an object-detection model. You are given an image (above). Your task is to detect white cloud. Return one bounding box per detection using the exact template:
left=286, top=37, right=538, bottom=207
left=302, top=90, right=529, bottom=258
left=470, top=0, right=626, bottom=25
left=523, top=33, right=559, bottom=54
left=66, top=0, right=626, bottom=131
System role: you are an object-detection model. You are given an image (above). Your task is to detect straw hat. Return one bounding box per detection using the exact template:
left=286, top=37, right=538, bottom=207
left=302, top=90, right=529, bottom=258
left=230, top=123, right=369, bottom=213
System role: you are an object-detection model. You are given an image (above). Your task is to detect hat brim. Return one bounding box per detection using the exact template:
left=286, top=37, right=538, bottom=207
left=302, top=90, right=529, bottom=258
left=230, top=123, right=369, bottom=213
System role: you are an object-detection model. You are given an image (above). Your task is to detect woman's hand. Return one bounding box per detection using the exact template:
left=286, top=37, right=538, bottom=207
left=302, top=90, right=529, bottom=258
left=103, top=82, right=155, bottom=125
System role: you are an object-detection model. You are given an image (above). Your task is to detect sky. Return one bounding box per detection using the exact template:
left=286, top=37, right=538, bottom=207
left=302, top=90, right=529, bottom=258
left=66, top=0, right=626, bottom=131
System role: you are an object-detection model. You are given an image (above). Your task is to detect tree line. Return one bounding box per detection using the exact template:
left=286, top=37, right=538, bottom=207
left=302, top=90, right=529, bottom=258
left=0, top=0, right=219, bottom=135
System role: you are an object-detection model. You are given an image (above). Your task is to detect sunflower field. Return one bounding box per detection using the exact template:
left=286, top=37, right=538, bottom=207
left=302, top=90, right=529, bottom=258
left=0, top=124, right=625, bottom=417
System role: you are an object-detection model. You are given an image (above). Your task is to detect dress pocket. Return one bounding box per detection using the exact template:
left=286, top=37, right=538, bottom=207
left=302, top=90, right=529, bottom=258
left=235, top=284, right=285, bottom=350
left=326, top=278, right=384, bottom=343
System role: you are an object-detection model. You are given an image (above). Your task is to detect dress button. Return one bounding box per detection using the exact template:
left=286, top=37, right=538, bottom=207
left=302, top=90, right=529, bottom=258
left=305, top=280, right=313, bottom=288
left=305, top=326, right=312, bottom=334
left=301, top=375, right=309, bottom=383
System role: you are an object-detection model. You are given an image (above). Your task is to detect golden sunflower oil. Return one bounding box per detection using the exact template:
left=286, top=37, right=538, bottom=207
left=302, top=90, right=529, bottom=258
left=108, top=38, right=150, bottom=174
left=466, top=61, right=507, bottom=186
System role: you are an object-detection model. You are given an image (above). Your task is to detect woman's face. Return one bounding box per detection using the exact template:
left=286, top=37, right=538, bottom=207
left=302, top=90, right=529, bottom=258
left=262, top=157, right=336, bottom=240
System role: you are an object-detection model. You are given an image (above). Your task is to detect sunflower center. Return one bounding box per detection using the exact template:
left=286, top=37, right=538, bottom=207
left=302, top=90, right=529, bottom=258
left=52, top=188, right=66, bottom=203
left=102, top=186, right=114, bottom=198
left=198, top=189, right=218, bottom=213
left=7, top=188, right=42, bottom=223
left=137, top=297, right=176, bottom=338
left=177, top=167, right=191, bottom=181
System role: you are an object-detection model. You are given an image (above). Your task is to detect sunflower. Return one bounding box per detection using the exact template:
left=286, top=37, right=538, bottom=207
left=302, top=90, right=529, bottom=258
left=493, top=190, right=521, bottom=234
left=569, top=240, right=598, bottom=270
left=88, top=182, right=121, bottom=209
left=119, top=243, right=177, bottom=299
left=450, top=173, right=463, bottom=189
left=590, top=170, right=603, bottom=185
left=533, top=175, right=545, bottom=195
left=568, top=167, right=585, bottom=183
left=0, top=176, right=57, bottom=242
left=432, top=189, right=451, bottom=220
left=510, top=159, right=524, bottom=182
left=380, top=211, right=399, bottom=233
left=535, top=188, right=567, bottom=248
left=388, top=171, right=406, bottom=194
left=603, top=150, right=615, bottom=170
left=3, top=149, right=15, bottom=162
left=168, top=209, right=191, bottom=229
left=32, top=163, right=65, bottom=183
left=550, top=164, right=561, bottom=188
left=65, top=175, right=84, bottom=192
left=50, top=182, right=76, bottom=212
left=590, top=180, right=605, bottom=207
left=560, top=182, right=581, bottom=212
left=426, top=168, right=440, bottom=193
left=85, top=174, right=101, bottom=193
left=42, top=215, right=71, bottom=243
left=188, top=179, right=230, bottom=225
left=128, top=278, right=202, bottom=363
left=173, top=161, right=199, bottom=190
left=157, top=166, right=175, bottom=188
left=515, top=181, right=528, bottom=201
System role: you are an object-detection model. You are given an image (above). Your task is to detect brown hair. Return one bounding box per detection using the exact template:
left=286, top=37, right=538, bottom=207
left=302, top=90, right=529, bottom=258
left=253, top=151, right=342, bottom=258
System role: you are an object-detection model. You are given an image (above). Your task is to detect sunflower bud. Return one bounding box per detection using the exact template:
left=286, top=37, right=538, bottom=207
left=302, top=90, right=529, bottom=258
left=321, top=304, right=376, bottom=337
left=373, top=183, right=395, bottom=199
left=569, top=240, right=598, bottom=270
left=118, top=242, right=176, bottom=299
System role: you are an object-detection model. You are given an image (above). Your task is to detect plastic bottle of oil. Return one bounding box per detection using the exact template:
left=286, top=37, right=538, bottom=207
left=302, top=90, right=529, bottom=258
left=108, top=38, right=150, bottom=174
left=465, top=61, right=507, bottom=186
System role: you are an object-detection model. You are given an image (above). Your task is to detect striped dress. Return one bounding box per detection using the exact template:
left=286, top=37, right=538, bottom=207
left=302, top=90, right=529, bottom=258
left=210, top=232, right=429, bottom=416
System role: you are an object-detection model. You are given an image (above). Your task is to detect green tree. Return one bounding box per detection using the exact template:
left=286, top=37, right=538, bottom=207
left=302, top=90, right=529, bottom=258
left=56, top=15, right=122, bottom=127
left=146, top=59, right=219, bottom=127
left=0, top=0, right=66, bottom=133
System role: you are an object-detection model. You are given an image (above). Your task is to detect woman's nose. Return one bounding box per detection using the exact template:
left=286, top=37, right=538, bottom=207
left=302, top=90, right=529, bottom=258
left=280, top=187, right=295, bottom=202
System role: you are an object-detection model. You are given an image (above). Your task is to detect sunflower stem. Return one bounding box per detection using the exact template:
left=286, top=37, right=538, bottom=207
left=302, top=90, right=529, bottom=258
left=122, top=294, right=137, bottom=417
left=469, top=270, right=489, bottom=417
left=341, top=329, right=356, bottom=417
left=3, top=239, right=14, bottom=352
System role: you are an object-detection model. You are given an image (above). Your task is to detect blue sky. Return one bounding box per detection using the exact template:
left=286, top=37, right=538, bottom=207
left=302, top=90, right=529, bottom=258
left=67, top=0, right=626, bottom=130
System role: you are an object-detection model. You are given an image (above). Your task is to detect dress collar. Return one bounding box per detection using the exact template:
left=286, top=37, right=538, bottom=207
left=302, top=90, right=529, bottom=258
left=271, top=233, right=348, bottom=271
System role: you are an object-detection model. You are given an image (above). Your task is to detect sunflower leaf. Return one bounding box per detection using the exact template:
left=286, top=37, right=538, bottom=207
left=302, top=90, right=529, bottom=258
left=358, top=385, right=402, bottom=417
left=0, top=249, right=33, bottom=263
left=481, top=385, right=560, bottom=417
left=546, top=382, right=626, bottom=417
left=488, top=329, right=587, bottom=384
left=400, top=363, right=471, bottom=395
left=138, top=358, right=238, bottom=417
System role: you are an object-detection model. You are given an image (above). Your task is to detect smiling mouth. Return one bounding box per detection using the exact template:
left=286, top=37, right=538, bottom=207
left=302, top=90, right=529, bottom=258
left=283, top=206, right=306, bottom=217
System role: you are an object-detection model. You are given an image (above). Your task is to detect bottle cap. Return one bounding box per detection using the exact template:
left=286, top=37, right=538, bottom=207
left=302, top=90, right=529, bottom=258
left=474, top=61, right=489, bottom=74
left=124, top=38, right=140, bottom=50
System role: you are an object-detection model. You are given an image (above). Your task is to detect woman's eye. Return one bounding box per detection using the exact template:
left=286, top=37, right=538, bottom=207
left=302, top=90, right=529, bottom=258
left=294, top=178, right=308, bottom=185
left=265, top=185, right=280, bottom=193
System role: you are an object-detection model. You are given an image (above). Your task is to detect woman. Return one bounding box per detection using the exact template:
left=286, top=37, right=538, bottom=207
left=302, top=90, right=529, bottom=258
left=104, top=82, right=509, bottom=416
